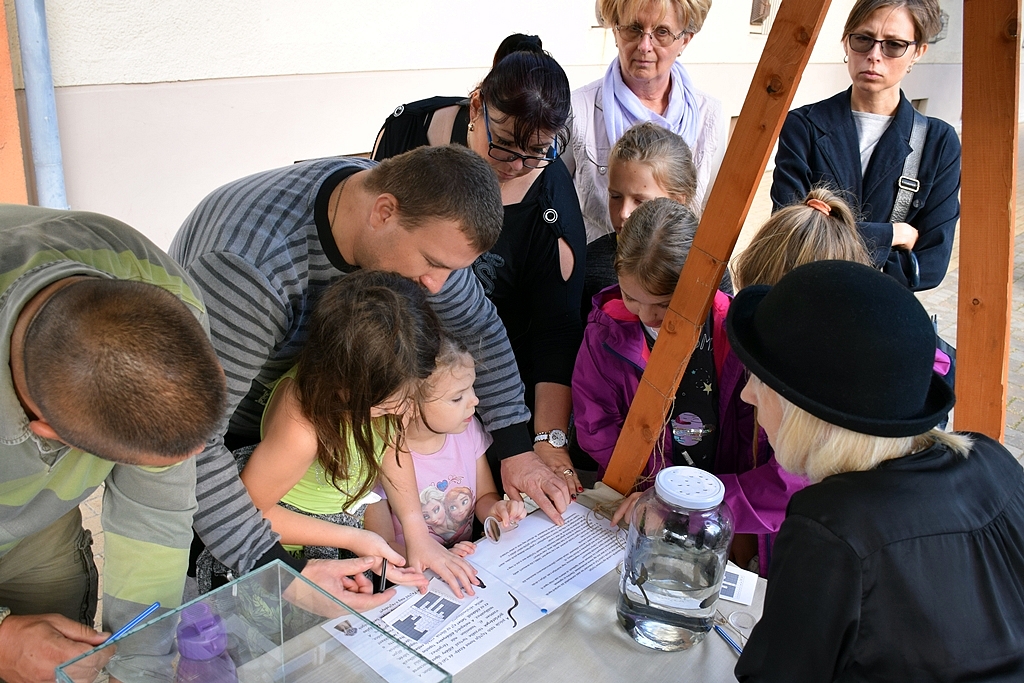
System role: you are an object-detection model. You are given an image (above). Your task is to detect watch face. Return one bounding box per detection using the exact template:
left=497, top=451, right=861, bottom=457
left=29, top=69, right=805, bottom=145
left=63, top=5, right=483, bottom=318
left=547, top=429, right=568, bottom=448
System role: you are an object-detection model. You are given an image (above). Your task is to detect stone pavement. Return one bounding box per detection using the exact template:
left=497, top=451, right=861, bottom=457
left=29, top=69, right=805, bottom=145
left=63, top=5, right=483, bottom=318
left=78, top=125, right=1024, bottom=625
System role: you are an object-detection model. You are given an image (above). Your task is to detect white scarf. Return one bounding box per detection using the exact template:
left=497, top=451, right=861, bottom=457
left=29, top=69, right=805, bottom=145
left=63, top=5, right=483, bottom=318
left=601, top=57, right=701, bottom=149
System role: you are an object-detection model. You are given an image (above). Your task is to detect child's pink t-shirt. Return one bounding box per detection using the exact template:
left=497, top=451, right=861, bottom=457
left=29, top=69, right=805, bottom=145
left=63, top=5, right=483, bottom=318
left=392, top=418, right=493, bottom=548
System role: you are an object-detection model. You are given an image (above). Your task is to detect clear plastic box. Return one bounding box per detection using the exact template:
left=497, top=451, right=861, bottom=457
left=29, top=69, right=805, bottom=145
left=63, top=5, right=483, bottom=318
left=57, top=560, right=450, bottom=682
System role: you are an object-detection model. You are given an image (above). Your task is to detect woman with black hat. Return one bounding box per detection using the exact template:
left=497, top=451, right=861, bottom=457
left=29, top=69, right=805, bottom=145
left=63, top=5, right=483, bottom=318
left=727, top=260, right=1024, bottom=682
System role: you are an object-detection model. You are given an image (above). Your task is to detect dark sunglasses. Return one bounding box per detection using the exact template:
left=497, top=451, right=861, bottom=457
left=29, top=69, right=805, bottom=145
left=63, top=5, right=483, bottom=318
left=847, top=33, right=917, bottom=58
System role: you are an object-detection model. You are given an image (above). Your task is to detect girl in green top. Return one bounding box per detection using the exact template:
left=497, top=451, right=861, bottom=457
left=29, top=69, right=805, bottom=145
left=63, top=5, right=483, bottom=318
left=239, top=271, right=481, bottom=596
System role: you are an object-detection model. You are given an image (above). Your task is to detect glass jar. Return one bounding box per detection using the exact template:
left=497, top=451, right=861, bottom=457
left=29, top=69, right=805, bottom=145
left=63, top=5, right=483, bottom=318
left=616, top=466, right=734, bottom=651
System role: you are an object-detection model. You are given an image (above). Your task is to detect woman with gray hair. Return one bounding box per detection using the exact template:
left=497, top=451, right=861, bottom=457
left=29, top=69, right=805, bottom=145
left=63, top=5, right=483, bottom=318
left=563, top=0, right=727, bottom=246
left=728, top=260, right=1024, bottom=681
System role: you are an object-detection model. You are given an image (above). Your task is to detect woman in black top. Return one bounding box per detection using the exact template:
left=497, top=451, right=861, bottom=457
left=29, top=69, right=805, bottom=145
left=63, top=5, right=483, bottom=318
left=373, top=35, right=587, bottom=491
left=728, top=261, right=1024, bottom=681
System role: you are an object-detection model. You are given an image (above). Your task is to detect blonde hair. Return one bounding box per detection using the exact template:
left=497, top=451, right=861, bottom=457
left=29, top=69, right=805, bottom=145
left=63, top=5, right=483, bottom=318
left=615, top=197, right=699, bottom=297
left=420, top=486, right=445, bottom=506
left=732, top=187, right=872, bottom=290
left=747, top=377, right=972, bottom=483
left=598, top=0, right=712, bottom=34
left=609, top=122, right=698, bottom=213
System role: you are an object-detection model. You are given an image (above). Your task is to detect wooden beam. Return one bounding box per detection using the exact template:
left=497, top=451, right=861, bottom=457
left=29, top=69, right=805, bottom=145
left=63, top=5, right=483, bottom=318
left=0, top=7, right=28, bottom=204
left=955, top=0, right=1020, bottom=439
left=602, top=0, right=832, bottom=494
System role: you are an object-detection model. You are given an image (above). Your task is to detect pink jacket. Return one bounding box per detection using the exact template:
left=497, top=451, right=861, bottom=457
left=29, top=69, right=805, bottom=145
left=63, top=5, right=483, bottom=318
left=572, top=286, right=809, bottom=539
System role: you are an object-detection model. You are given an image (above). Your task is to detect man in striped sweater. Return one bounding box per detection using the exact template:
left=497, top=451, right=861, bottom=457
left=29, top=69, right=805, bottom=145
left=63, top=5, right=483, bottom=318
left=171, top=145, right=573, bottom=596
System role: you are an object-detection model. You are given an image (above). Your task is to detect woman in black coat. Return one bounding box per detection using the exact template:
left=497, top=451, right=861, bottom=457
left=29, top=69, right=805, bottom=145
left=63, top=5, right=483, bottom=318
left=727, top=260, right=1024, bottom=682
left=770, top=0, right=958, bottom=291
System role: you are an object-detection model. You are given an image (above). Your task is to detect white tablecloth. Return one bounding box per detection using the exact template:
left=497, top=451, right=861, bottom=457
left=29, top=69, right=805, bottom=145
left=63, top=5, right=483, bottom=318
left=456, top=485, right=766, bottom=683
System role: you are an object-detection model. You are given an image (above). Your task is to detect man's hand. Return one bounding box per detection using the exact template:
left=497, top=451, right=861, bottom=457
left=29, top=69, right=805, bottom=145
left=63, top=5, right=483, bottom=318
left=0, top=613, right=111, bottom=683
left=501, top=450, right=572, bottom=525
left=299, top=557, right=395, bottom=611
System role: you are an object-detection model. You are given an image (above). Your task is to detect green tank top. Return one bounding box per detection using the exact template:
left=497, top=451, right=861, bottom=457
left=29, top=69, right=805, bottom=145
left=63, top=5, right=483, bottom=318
left=260, top=367, right=383, bottom=516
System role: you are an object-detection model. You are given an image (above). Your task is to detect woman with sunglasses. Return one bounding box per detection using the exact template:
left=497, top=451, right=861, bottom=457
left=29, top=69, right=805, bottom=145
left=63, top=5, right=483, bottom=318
left=771, top=0, right=959, bottom=291
left=373, top=35, right=587, bottom=493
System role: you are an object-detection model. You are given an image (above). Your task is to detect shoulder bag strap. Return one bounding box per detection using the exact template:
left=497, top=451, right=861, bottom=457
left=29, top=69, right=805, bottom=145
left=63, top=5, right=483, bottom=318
left=889, top=109, right=928, bottom=223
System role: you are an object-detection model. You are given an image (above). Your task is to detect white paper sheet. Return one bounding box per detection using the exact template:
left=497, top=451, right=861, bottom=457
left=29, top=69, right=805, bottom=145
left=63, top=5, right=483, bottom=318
left=718, top=563, right=758, bottom=606
left=322, top=503, right=624, bottom=679
left=324, top=570, right=543, bottom=678
left=467, top=502, right=624, bottom=611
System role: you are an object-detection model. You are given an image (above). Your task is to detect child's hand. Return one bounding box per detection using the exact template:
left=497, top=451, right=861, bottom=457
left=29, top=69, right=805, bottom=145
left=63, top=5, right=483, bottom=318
left=407, top=536, right=479, bottom=599
left=347, top=528, right=408, bottom=569
left=491, top=499, right=527, bottom=528
left=610, top=492, right=643, bottom=528
left=384, top=565, right=430, bottom=593
left=450, top=541, right=476, bottom=558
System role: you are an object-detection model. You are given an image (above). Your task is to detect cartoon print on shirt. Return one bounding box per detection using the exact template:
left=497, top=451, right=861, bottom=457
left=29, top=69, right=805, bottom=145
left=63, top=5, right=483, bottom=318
left=419, top=478, right=475, bottom=546
left=420, top=485, right=457, bottom=541
left=472, top=252, right=505, bottom=296
left=444, top=486, right=475, bottom=544
left=672, top=411, right=709, bottom=447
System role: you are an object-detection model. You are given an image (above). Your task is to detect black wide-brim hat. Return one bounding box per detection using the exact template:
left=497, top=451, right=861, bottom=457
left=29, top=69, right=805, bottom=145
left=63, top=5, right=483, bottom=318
left=726, top=260, right=954, bottom=437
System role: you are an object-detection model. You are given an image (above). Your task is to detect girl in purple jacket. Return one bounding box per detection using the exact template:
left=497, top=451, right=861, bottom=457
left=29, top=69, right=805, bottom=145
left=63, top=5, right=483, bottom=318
left=578, top=188, right=875, bottom=574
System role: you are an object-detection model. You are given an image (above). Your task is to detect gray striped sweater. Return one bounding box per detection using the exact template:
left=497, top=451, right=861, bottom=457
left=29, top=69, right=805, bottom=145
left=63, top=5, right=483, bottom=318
left=170, top=156, right=530, bottom=574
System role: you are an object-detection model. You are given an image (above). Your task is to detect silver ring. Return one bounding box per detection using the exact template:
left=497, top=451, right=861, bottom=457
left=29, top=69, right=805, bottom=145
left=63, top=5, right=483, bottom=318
left=562, top=468, right=574, bottom=477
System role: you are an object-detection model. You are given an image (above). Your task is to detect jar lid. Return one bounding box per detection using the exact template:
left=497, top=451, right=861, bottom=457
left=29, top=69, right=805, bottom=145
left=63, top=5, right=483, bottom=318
left=654, top=466, right=724, bottom=510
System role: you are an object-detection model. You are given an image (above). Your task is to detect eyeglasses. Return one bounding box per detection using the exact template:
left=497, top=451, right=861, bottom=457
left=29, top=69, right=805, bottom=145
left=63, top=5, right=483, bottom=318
left=615, top=24, right=688, bottom=47
left=847, top=33, right=917, bottom=58
left=482, top=103, right=558, bottom=169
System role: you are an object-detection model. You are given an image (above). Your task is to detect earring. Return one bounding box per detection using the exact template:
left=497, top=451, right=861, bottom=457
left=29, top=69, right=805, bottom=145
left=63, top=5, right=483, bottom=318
left=843, top=54, right=849, bottom=63
left=907, top=64, right=913, bottom=73
left=468, top=122, right=475, bottom=132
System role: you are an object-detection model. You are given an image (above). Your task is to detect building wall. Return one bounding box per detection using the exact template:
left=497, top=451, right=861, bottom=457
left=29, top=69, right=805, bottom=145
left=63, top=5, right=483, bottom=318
left=5, top=0, right=972, bottom=248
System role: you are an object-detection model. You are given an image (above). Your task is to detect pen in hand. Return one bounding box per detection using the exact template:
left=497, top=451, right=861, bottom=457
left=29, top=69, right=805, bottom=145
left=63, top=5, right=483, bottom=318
left=374, top=559, right=389, bottom=594
left=107, top=602, right=161, bottom=642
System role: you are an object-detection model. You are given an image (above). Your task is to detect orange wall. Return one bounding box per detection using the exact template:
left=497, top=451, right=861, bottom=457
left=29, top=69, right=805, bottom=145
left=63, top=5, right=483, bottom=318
left=0, top=11, right=27, bottom=204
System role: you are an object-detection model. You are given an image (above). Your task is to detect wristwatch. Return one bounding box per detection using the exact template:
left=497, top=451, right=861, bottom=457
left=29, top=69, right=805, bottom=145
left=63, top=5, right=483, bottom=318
left=533, top=429, right=568, bottom=449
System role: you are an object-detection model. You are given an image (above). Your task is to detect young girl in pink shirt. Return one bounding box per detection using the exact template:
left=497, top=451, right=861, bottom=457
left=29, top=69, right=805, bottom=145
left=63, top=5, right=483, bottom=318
left=365, top=333, right=526, bottom=558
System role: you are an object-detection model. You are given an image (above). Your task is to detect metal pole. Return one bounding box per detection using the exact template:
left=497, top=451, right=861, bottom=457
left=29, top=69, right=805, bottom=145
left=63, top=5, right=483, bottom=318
left=14, top=0, right=67, bottom=208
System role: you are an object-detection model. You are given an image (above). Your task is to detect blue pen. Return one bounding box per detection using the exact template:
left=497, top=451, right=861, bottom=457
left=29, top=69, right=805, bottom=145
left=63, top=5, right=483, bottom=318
left=107, top=602, right=161, bottom=642
left=714, top=624, right=744, bottom=656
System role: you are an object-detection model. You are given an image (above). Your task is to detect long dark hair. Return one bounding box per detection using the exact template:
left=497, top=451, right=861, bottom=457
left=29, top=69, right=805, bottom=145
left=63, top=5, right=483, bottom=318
left=479, top=35, right=572, bottom=153
left=295, top=271, right=441, bottom=507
